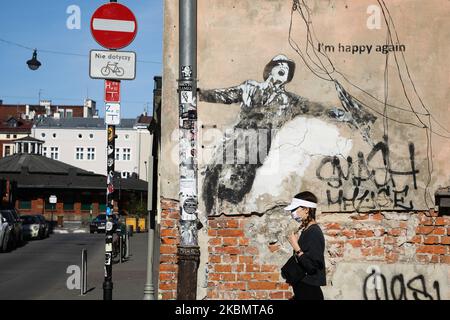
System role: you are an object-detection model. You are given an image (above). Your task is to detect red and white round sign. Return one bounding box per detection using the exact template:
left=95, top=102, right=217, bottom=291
left=90, top=3, right=137, bottom=50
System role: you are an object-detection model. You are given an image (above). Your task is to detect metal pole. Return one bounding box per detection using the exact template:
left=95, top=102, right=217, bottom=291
left=119, top=233, right=123, bottom=264
left=103, top=0, right=118, bottom=300
left=177, top=0, right=200, bottom=300
left=103, top=124, right=116, bottom=300
left=143, top=77, right=161, bottom=300
left=81, top=248, right=87, bottom=295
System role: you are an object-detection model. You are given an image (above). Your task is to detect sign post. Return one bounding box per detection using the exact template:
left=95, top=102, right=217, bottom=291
left=49, top=195, right=57, bottom=227
left=90, top=0, right=137, bottom=301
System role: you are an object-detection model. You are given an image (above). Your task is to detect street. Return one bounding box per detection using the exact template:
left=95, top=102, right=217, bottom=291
left=0, top=233, right=149, bottom=300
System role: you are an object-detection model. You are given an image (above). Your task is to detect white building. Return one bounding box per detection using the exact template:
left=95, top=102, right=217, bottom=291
left=32, top=116, right=152, bottom=181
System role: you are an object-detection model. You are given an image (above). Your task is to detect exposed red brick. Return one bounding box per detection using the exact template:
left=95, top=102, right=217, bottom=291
left=248, top=281, right=278, bottom=290
left=216, top=229, right=245, bottom=237
left=430, top=255, right=440, bottom=263
left=371, top=213, right=384, bottom=221
left=423, top=236, right=440, bottom=245
left=160, top=229, right=178, bottom=237
left=356, top=230, right=375, bottom=238
left=416, top=226, right=434, bottom=235
left=214, top=264, right=232, bottom=273
left=431, top=227, right=446, bottom=236
left=440, top=255, right=450, bottom=264
left=409, top=235, right=422, bottom=244
left=261, top=265, right=278, bottom=272
left=223, top=237, right=238, bottom=246
left=237, top=291, right=253, bottom=299
left=388, top=228, right=403, bottom=237
left=326, top=223, right=342, bottom=229
left=416, top=245, right=447, bottom=255
left=342, top=230, right=355, bottom=238
left=226, top=220, right=240, bottom=228
left=220, top=282, right=246, bottom=291
left=239, top=238, right=250, bottom=246
left=351, top=214, right=369, bottom=220
left=209, top=238, right=222, bottom=246
left=269, top=291, right=285, bottom=299
left=238, top=256, right=253, bottom=264
left=372, top=247, right=385, bottom=256
left=347, top=239, right=363, bottom=248
left=441, top=236, right=450, bottom=245
left=159, top=264, right=177, bottom=272
left=209, top=255, right=221, bottom=263
left=159, top=245, right=177, bottom=254
left=434, top=217, right=446, bottom=226
left=160, top=283, right=177, bottom=290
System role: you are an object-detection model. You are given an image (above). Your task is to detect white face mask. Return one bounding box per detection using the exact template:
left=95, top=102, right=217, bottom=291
left=291, top=211, right=302, bottom=223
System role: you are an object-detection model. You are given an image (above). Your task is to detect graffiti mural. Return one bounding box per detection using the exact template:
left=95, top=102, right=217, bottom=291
left=200, top=55, right=377, bottom=215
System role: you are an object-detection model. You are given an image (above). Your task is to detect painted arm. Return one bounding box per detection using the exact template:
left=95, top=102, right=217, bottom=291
left=198, top=85, right=244, bottom=105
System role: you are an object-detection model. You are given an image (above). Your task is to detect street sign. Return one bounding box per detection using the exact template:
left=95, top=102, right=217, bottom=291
left=90, top=3, right=138, bottom=50
left=105, top=80, right=121, bottom=102
left=49, top=195, right=57, bottom=204
left=90, top=50, right=136, bottom=80
left=105, top=103, right=121, bottom=125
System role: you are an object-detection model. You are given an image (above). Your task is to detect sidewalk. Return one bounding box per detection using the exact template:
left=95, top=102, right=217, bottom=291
left=41, top=232, right=150, bottom=300
left=82, top=232, right=150, bottom=300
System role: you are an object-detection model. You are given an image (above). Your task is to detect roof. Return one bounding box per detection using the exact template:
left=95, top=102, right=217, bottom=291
left=34, top=117, right=136, bottom=129
left=136, top=115, right=153, bottom=124
left=0, top=117, right=33, bottom=133
left=12, top=136, right=44, bottom=143
left=0, top=153, right=98, bottom=176
left=0, top=153, right=147, bottom=191
left=0, top=104, right=84, bottom=122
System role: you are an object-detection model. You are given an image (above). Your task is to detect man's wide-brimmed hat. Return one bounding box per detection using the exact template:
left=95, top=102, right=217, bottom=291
left=263, top=54, right=296, bottom=83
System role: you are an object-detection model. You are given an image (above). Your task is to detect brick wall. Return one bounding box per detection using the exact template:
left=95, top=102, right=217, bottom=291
left=158, top=197, right=450, bottom=300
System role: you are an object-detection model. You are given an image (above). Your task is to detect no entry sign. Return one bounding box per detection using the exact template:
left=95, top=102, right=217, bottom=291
left=91, top=3, right=137, bottom=50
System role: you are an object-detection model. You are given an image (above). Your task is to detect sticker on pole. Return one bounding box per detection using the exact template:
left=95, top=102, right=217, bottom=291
left=91, top=2, right=138, bottom=50
left=90, top=50, right=136, bottom=80
left=105, top=103, right=121, bottom=125
left=105, top=80, right=121, bottom=102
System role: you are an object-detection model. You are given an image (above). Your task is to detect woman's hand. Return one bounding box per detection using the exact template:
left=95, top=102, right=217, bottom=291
left=287, top=232, right=301, bottom=253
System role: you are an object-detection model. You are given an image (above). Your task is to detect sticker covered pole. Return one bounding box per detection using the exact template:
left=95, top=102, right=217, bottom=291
left=177, top=0, right=200, bottom=300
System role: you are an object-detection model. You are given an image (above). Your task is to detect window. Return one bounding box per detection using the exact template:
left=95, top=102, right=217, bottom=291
left=6, top=134, right=10, bottom=139
left=81, top=195, right=92, bottom=211
left=76, top=147, right=84, bottom=160
left=41, top=133, right=46, bottom=138
left=87, top=147, right=95, bottom=160
left=99, top=203, right=107, bottom=213
left=125, top=134, right=129, bottom=140
left=24, top=143, right=29, bottom=153
left=121, top=171, right=131, bottom=179
left=78, top=134, right=83, bottom=139
left=43, top=147, right=47, bottom=157
left=66, top=110, right=73, bottom=118
left=89, top=133, right=94, bottom=139
left=63, top=195, right=74, bottom=211
left=19, top=200, right=31, bottom=210
left=52, top=133, right=56, bottom=138
left=13, top=135, right=17, bottom=139
left=50, top=147, right=59, bottom=160
left=122, top=148, right=131, bottom=161
left=115, top=148, right=120, bottom=161
left=4, top=146, right=11, bottom=156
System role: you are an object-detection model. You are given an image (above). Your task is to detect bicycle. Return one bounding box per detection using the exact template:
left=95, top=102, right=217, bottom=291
left=101, top=62, right=125, bottom=77
left=112, top=226, right=127, bottom=263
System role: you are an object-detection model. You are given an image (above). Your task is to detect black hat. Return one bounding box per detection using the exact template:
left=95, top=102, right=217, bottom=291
left=263, top=54, right=296, bottom=83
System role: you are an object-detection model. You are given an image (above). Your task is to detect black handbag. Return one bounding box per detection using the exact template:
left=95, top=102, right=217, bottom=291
left=281, top=254, right=306, bottom=285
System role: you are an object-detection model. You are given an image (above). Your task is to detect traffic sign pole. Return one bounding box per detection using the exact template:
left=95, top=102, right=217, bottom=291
left=90, top=0, right=136, bottom=301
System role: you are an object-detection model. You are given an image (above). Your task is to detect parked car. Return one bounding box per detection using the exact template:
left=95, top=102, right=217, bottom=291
left=0, top=208, right=23, bottom=249
left=33, top=214, right=50, bottom=238
left=0, top=212, right=12, bottom=252
left=90, top=214, right=119, bottom=233
left=21, top=215, right=43, bottom=240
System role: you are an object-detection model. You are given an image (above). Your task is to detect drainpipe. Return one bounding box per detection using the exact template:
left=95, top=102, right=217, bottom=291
left=177, top=0, right=200, bottom=300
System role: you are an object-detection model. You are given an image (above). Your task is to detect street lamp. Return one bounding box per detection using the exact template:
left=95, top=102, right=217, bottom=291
left=27, top=49, right=41, bottom=71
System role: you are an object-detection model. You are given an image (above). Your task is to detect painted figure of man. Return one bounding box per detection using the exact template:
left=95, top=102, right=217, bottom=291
left=199, top=54, right=376, bottom=215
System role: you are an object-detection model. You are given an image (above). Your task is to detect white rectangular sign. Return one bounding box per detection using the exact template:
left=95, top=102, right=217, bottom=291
left=90, top=50, right=136, bottom=80
left=105, top=103, right=121, bottom=125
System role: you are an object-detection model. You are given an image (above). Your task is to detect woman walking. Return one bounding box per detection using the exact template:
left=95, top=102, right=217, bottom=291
left=283, top=191, right=326, bottom=300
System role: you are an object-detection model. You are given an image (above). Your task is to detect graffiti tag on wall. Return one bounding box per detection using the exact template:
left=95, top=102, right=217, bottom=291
left=316, top=135, right=419, bottom=211
left=363, top=266, right=441, bottom=300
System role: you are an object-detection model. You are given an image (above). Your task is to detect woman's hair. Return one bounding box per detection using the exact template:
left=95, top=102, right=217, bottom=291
left=293, top=191, right=318, bottom=229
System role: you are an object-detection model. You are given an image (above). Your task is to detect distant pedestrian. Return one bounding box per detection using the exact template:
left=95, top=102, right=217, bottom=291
left=282, top=191, right=326, bottom=300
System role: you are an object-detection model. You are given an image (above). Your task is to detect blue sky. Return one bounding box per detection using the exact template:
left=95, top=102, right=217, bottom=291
left=0, top=0, right=163, bottom=118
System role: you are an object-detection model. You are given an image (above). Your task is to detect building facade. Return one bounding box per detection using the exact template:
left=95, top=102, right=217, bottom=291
left=157, top=0, right=450, bottom=300
left=32, top=116, right=152, bottom=181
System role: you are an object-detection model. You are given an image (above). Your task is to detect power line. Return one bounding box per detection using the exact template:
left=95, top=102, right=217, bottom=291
left=0, top=37, right=162, bottom=65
